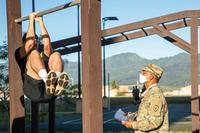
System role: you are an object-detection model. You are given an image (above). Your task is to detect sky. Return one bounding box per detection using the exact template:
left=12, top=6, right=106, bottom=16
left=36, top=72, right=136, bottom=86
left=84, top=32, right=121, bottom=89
left=0, top=0, right=200, bottom=62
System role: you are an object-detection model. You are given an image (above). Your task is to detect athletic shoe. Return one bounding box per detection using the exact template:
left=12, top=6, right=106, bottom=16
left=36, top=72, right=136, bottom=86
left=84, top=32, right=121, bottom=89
left=45, top=71, right=57, bottom=95
left=54, top=72, right=69, bottom=96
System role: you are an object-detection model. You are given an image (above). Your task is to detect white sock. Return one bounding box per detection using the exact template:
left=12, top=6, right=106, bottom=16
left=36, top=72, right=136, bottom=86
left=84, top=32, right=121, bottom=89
left=55, top=71, right=61, bottom=78
left=38, top=69, right=48, bottom=82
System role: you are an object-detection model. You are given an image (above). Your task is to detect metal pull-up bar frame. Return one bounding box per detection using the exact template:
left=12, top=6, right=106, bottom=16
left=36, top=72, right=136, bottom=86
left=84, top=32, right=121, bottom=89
left=15, top=0, right=80, bottom=23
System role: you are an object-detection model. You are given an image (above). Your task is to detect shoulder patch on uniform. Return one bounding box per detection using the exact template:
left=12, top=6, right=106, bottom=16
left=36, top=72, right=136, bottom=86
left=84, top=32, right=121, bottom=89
left=153, top=105, right=159, bottom=112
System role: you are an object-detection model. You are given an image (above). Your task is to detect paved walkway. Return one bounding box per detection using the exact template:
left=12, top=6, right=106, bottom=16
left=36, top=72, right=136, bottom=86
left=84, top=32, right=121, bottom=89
left=40, top=103, right=199, bottom=131
left=0, top=103, right=199, bottom=132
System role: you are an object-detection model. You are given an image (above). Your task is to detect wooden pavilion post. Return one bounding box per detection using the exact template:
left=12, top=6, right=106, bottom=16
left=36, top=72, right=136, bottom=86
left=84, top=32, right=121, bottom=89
left=6, top=0, right=25, bottom=133
left=81, top=0, right=103, bottom=133
left=190, top=17, right=199, bottom=133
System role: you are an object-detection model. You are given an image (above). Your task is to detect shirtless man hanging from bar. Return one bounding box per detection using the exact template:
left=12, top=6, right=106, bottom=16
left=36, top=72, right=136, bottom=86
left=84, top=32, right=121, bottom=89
left=17, top=12, right=69, bottom=102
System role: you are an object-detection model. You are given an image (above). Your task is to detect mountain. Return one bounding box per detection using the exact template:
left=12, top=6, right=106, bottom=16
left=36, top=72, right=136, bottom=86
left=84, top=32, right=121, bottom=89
left=64, top=52, right=200, bottom=86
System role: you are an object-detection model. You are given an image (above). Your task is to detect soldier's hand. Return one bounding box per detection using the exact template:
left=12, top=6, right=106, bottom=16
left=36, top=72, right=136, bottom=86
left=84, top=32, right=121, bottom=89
left=124, top=112, right=132, bottom=117
left=29, top=12, right=37, bottom=22
left=35, top=16, right=43, bottom=22
left=35, top=12, right=43, bottom=22
left=124, top=112, right=128, bottom=116
left=121, top=121, right=133, bottom=129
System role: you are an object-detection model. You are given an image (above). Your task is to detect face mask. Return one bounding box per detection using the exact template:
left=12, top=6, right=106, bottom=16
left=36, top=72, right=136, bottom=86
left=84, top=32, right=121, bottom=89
left=139, top=74, right=147, bottom=84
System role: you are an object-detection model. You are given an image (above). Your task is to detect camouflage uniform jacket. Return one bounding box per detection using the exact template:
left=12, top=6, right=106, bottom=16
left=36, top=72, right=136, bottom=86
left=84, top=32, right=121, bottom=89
left=132, top=84, right=169, bottom=133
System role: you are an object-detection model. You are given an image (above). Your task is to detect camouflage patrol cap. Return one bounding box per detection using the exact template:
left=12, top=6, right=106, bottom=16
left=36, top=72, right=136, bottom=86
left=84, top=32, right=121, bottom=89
left=141, top=64, right=163, bottom=79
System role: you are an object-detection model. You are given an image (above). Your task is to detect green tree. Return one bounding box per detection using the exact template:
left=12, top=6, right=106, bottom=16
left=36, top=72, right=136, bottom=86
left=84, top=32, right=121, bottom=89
left=111, top=80, right=119, bottom=89
left=0, top=39, right=9, bottom=115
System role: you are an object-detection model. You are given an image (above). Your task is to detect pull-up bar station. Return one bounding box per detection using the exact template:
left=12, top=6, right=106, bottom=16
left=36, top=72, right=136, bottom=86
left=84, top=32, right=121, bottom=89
left=14, top=0, right=80, bottom=23
left=8, top=1, right=82, bottom=133
left=6, top=0, right=200, bottom=133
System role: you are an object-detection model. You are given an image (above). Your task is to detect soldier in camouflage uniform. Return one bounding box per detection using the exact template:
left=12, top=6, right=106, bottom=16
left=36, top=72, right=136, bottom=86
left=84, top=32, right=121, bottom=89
left=122, top=64, right=169, bottom=133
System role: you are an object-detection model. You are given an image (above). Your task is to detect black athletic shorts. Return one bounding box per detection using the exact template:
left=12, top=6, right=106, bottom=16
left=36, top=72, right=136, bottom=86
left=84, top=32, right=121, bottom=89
left=23, top=52, right=56, bottom=103
left=23, top=74, right=56, bottom=103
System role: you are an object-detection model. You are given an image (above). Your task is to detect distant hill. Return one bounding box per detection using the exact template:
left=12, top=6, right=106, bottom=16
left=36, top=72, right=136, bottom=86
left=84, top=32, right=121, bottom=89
left=64, top=52, right=200, bottom=86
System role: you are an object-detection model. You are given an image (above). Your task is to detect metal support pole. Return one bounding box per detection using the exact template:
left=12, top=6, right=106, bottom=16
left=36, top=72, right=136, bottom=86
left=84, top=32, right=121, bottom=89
left=103, top=20, right=107, bottom=98
left=190, top=17, right=199, bottom=133
left=77, top=4, right=81, bottom=99
left=6, top=0, right=25, bottom=133
left=32, top=0, right=36, bottom=30
left=31, top=102, right=39, bottom=133
left=49, top=99, right=55, bottom=133
left=103, top=45, right=106, bottom=98
left=81, top=0, right=103, bottom=132
left=108, top=73, right=111, bottom=111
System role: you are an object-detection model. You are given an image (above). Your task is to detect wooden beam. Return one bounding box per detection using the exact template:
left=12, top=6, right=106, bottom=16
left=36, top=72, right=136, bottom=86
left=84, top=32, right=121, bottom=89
left=189, top=10, right=200, bottom=18
left=153, top=24, right=191, bottom=53
left=52, top=15, right=200, bottom=51
left=190, top=17, right=199, bottom=133
left=52, top=36, right=81, bottom=49
left=102, top=10, right=200, bottom=37
left=56, top=45, right=80, bottom=55
left=81, top=0, right=103, bottom=133
left=102, top=19, right=198, bottom=47
left=56, top=19, right=200, bottom=55
left=52, top=9, right=200, bottom=50
left=15, top=0, right=81, bottom=23
left=6, top=0, right=25, bottom=133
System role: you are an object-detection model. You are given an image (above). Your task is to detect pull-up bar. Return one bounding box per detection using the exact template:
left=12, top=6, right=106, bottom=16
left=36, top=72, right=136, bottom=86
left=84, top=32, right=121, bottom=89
left=15, top=0, right=81, bottom=23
